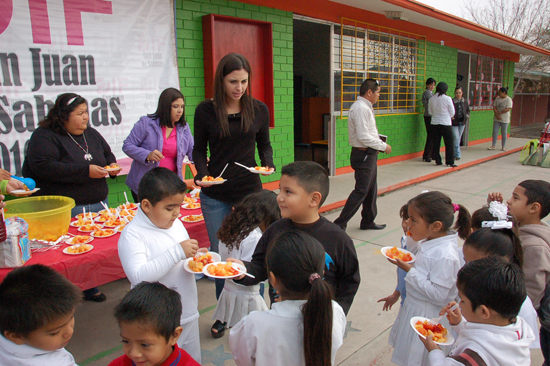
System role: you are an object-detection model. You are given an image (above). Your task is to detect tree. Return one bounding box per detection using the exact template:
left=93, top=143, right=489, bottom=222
left=464, top=0, right=550, bottom=92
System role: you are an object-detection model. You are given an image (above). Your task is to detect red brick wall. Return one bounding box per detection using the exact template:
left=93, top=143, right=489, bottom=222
left=511, top=94, right=550, bottom=126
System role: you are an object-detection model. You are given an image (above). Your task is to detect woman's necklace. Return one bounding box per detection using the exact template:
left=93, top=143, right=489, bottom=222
left=67, top=132, right=93, bottom=161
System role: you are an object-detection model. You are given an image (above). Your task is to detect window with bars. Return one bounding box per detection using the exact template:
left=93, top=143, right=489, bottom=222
left=469, top=55, right=504, bottom=109
left=334, top=20, right=426, bottom=117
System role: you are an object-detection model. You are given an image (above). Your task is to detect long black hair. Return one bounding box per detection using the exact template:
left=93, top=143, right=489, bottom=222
left=39, top=93, right=88, bottom=135
left=212, top=53, right=255, bottom=137
left=464, top=227, right=523, bottom=267
left=148, top=88, right=186, bottom=128
left=267, top=231, right=334, bottom=366
left=217, top=190, right=280, bottom=252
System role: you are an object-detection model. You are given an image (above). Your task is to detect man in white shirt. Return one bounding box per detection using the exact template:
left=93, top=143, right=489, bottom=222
left=334, top=79, right=391, bottom=231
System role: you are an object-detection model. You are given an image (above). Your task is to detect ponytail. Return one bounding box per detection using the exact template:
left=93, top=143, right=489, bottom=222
left=303, top=276, right=333, bottom=366
left=453, top=204, right=471, bottom=240
left=410, top=191, right=470, bottom=238
left=266, top=231, right=334, bottom=366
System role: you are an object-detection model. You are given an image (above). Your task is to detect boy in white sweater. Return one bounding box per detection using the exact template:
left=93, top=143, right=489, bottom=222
left=118, top=167, right=202, bottom=363
left=421, top=257, right=534, bottom=366
left=0, top=265, right=81, bottom=366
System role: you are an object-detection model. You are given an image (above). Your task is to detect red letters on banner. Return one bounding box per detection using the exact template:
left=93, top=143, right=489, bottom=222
left=0, top=0, right=113, bottom=45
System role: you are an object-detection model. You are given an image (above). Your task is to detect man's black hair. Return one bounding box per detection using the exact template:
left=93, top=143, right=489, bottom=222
left=138, top=167, right=187, bottom=206
left=518, top=180, right=550, bottom=219
left=114, top=282, right=182, bottom=342
left=425, top=77, right=436, bottom=86
left=0, top=264, right=81, bottom=336
left=359, top=78, right=379, bottom=96
left=457, top=256, right=525, bottom=320
left=281, top=161, right=329, bottom=206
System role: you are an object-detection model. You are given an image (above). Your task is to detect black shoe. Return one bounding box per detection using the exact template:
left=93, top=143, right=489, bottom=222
left=455, top=157, right=461, bottom=161
left=436, top=162, right=442, bottom=166
left=423, top=158, right=432, bottom=162
left=447, top=164, right=457, bottom=168
left=84, top=293, right=107, bottom=302
left=211, top=320, right=227, bottom=338
left=360, top=223, right=386, bottom=230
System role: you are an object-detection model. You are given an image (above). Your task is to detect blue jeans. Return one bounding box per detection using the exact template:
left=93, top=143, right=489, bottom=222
left=452, top=125, right=466, bottom=158
left=199, top=192, right=233, bottom=254
left=71, top=200, right=108, bottom=217
left=492, top=121, right=508, bottom=148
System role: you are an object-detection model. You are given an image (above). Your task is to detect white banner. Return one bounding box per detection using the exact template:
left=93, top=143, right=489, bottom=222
left=0, top=0, right=179, bottom=175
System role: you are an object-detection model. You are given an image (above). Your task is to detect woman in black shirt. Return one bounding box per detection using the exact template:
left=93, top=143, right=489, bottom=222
left=23, top=93, right=121, bottom=302
left=193, top=53, right=274, bottom=302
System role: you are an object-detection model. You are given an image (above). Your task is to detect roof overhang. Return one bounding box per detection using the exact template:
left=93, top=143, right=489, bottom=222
left=330, top=0, right=550, bottom=57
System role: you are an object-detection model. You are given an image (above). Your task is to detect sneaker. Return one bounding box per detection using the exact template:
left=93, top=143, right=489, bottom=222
left=487, top=146, right=496, bottom=150
left=501, top=147, right=506, bottom=151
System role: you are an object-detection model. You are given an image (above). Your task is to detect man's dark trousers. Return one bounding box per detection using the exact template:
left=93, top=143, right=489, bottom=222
left=334, top=147, right=378, bottom=230
left=422, top=116, right=433, bottom=160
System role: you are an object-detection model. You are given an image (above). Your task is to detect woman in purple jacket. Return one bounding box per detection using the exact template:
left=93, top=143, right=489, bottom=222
left=122, top=88, right=194, bottom=202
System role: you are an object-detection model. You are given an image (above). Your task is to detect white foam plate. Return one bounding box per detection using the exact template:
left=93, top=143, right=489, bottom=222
left=183, top=252, right=222, bottom=274
left=200, top=179, right=226, bottom=185
left=65, top=236, right=94, bottom=245
left=10, top=188, right=40, bottom=196
left=181, top=203, right=201, bottom=210
left=202, top=261, right=247, bottom=279
left=75, top=212, right=99, bottom=220
left=117, top=203, right=138, bottom=210
left=410, top=316, right=455, bottom=346
left=91, top=229, right=117, bottom=238
left=180, top=214, right=204, bottom=223
left=70, top=220, right=95, bottom=228
left=247, top=167, right=275, bottom=175
left=381, top=246, right=416, bottom=264
left=78, top=224, right=104, bottom=233
left=63, top=244, right=94, bottom=255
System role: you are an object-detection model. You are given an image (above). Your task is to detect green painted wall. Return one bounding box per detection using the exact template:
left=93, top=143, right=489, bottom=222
left=175, top=0, right=295, bottom=183
left=335, top=41, right=459, bottom=168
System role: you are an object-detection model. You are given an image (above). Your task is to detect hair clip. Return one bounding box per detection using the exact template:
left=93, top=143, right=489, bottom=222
left=452, top=203, right=460, bottom=212
left=488, top=201, right=508, bottom=221
left=481, top=220, right=513, bottom=230
left=67, top=96, right=78, bottom=105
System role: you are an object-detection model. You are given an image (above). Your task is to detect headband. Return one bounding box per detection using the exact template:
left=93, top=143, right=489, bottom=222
left=66, top=96, right=79, bottom=105
left=309, top=273, right=321, bottom=284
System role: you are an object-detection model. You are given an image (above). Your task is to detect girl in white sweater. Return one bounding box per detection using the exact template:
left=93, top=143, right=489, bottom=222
left=229, top=230, right=346, bottom=366
left=211, top=189, right=281, bottom=338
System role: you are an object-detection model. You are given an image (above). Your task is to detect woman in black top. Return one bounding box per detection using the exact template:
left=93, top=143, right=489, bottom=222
left=193, top=53, right=274, bottom=301
left=23, top=93, right=121, bottom=302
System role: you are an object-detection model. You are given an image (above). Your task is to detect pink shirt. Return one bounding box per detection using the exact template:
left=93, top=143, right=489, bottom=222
left=159, top=126, right=178, bottom=172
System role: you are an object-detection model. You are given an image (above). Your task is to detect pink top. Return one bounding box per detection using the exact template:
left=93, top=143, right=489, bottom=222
left=159, top=126, right=178, bottom=172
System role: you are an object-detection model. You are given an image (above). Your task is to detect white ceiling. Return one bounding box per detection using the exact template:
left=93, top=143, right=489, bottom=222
left=330, top=0, right=550, bottom=57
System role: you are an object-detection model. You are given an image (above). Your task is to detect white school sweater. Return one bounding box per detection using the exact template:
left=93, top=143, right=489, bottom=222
left=428, top=316, right=534, bottom=366
left=118, top=208, right=199, bottom=324
left=0, top=335, right=77, bottom=366
left=229, top=300, right=346, bottom=366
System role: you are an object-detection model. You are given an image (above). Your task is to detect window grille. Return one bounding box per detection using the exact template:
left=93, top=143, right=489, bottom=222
left=335, top=18, right=426, bottom=117
left=469, top=54, right=504, bottom=110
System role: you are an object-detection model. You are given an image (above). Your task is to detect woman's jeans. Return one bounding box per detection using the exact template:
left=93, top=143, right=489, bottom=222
left=200, top=192, right=233, bottom=299
left=70, top=199, right=108, bottom=298
left=492, top=121, right=509, bottom=148
left=452, top=125, right=466, bottom=158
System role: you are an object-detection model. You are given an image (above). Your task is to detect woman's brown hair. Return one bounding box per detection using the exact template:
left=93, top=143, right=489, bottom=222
left=212, top=53, right=255, bottom=137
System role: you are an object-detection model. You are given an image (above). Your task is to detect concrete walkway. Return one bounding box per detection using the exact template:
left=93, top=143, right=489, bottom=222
left=68, top=137, right=550, bottom=366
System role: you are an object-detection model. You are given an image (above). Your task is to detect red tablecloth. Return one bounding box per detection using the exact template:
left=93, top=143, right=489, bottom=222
left=0, top=199, right=209, bottom=290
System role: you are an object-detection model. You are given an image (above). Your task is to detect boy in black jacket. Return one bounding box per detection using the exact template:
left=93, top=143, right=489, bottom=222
left=231, top=161, right=360, bottom=314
